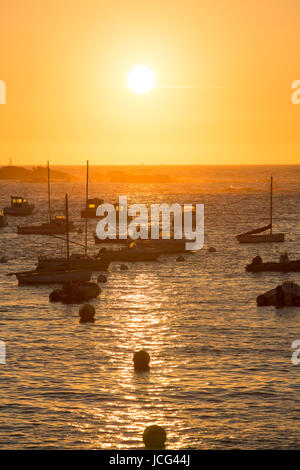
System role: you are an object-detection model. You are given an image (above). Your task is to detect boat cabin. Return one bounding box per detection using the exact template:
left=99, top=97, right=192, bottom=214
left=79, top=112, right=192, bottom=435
left=11, top=196, right=30, bottom=207
left=81, top=198, right=104, bottom=218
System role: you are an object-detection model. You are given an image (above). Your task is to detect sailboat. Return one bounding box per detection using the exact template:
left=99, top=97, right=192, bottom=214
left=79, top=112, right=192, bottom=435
left=11, top=194, right=92, bottom=285
left=17, top=162, right=74, bottom=235
left=36, top=161, right=110, bottom=272
left=236, top=176, right=284, bottom=243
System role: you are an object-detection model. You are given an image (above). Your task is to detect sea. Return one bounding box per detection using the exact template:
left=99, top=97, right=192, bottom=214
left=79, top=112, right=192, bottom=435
left=0, top=165, right=300, bottom=449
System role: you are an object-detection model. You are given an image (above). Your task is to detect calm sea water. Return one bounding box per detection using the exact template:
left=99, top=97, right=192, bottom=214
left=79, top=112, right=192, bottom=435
left=0, top=165, right=300, bottom=449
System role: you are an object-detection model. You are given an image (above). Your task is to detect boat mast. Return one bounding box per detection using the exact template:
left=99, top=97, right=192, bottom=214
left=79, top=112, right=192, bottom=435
left=65, top=193, right=70, bottom=271
left=270, top=176, right=273, bottom=234
left=85, top=160, right=89, bottom=257
left=47, top=161, right=51, bottom=222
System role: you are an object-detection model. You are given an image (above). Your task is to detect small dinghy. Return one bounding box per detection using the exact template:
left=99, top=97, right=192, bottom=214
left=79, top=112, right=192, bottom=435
left=256, top=280, right=300, bottom=307
left=96, top=243, right=160, bottom=262
left=246, top=253, right=300, bottom=273
left=49, top=281, right=101, bottom=304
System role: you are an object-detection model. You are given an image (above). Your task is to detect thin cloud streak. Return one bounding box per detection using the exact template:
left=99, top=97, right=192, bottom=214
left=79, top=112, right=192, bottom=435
left=113, top=84, right=224, bottom=89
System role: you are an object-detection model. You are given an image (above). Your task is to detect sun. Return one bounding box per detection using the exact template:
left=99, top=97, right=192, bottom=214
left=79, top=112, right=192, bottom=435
left=127, top=65, right=156, bottom=94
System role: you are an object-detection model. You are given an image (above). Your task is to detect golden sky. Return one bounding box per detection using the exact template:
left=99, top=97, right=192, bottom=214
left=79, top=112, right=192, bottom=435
left=0, top=0, right=299, bottom=165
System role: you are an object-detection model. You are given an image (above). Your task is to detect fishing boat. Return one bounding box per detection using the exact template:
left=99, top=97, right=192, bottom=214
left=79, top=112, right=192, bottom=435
left=17, top=162, right=75, bottom=235
left=0, top=210, right=8, bottom=227
left=81, top=198, right=104, bottom=218
left=11, top=194, right=92, bottom=285
left=4, top=197, right=34, bottom=216
left=236, top=177, right=284, bottom=243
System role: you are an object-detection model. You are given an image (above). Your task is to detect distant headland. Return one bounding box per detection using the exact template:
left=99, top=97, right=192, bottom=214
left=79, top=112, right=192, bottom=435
left=0, top=166, right=74, bottom=182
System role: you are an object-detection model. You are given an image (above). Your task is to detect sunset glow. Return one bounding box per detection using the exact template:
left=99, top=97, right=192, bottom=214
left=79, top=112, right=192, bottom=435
left=127, top=66, right=156, bottom=94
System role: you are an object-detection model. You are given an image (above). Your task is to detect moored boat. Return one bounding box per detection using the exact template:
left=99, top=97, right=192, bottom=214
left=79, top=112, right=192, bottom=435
left=81, top=198, right=104, bottom=218
left=256, top=280, right=300, bottom=307
left=4, top=197, right=34, bottom=216
left=96, top=245, right=160, bottom=262
left=246, top=254, right=300, bottom=272
left=17, top=162, right=75, bottom=234
left=0, top=210, right=8, bottom=227
left=14, top=269, right=92, bottom=285
left=12, top=194, right=93, bottom=285
left=136, top=238, right=187, bottom=254
left=18, top=215, right=75, bottom=235
left=94, top=232, right=131, bottom=245
left=236, top=177, right=284, bottom=243
left=37, top=254, right=111, bottom=272
left=49, top=281, right=100, bottom=303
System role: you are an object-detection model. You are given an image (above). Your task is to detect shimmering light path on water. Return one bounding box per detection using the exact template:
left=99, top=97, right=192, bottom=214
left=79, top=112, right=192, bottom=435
left=0, top=166, right=300, bottom=449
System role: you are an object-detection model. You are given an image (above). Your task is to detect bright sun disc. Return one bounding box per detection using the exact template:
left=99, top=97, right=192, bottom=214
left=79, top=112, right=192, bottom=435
left=127, top=66, right=156, bottom=94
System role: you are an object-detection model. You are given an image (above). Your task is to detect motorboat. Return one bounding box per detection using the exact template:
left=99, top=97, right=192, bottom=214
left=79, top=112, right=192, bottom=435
left=4, top=197, right=34, bottom=216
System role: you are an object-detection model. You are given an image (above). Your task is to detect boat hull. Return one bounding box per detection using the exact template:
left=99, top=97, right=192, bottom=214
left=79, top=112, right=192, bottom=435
left=16, top=270, right=92, bottom=285
left=137, top=240, right=187, bottom=253
left=237, top=233, right=284, bottom=243
left=4, top=205, right=35, bottom=216
left=37, top=257, right=111, bottom=272
left=17, top=223, right=74, bottom=235
left=94, top=234, right=130, bottom=245
left=0, top=216, right=8, bottom=227
left=100, top=250, right=160, bottom=262
left=247, top=260, right=300, bottom=272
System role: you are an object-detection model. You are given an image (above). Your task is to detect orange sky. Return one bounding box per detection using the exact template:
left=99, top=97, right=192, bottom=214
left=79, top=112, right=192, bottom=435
left=0, top=0, right=299, bottom=165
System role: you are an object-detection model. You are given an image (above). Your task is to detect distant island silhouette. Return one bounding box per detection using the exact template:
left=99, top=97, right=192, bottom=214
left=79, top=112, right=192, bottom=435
left=0, top=166, right=173, bottom=184
left=0, top=166, right=74, bottom=182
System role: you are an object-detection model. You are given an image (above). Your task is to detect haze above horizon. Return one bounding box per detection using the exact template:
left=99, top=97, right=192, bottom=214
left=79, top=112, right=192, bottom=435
left=0, top=0, right=299, bottom=165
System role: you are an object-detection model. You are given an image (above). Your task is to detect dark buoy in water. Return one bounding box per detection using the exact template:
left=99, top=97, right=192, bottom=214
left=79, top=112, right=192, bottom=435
left=143, top=425, right=167, bottom=449
left=133, top=350, right=150, bottom=371
left=97, top=274, right=107, bottom=283
left=79, top=304, right=95, bottom=323
left=49, top=288, right=62, bottom=302
left=208, top=247, right=216, bottom=253
left=120, top=264, right=128, bottom=271
left=251, top=255, right=262, bottom=265
left=176, top=255, right=185, bottom=262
